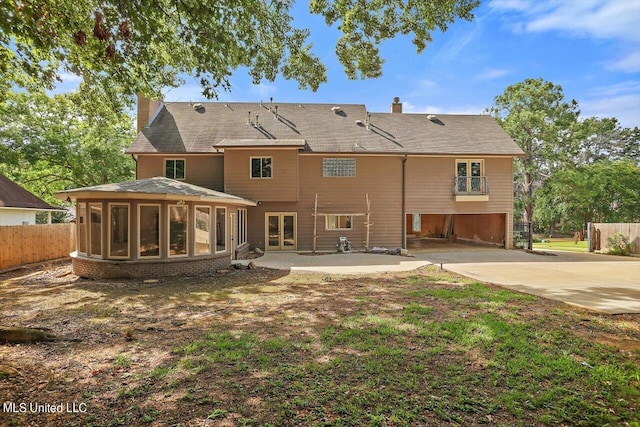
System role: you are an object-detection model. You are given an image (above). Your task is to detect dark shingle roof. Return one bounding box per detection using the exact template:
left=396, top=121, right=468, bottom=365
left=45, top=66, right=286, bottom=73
left=0, top=174, right=59, bottom=210
left=127, top=102, right=523, bottom=156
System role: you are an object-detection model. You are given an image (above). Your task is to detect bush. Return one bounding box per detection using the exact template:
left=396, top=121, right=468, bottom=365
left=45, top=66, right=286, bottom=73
left=606, top=233, right=633, bottom=256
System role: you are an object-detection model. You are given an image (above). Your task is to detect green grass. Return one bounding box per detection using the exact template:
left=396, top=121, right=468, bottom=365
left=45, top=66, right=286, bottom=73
left=533, top=238, right=588, bottom=253
left=152, top=274, right=639, bottom=426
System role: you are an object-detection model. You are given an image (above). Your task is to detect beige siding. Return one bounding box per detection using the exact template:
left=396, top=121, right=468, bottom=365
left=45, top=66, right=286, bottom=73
left=246, top=155, right=404, bottom=252
left=136, top=155, right=224, bottom=191
left=223, top=149, right=299, bottom=202
left=405, top=156, right=514, bottom=248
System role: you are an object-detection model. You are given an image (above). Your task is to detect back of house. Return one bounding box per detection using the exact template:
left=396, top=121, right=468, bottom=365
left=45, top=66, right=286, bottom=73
left=129, top=96, right=523, bottom=255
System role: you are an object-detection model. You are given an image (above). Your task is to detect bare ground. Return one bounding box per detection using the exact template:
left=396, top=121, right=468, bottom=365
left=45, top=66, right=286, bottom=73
left=1, top=261, right=638, bottom=426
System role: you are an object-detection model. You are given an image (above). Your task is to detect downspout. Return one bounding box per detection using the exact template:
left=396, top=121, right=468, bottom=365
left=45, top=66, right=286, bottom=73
left=131, top=154, right=138, bottom=179
left=402, top=155, right=407, bottom=249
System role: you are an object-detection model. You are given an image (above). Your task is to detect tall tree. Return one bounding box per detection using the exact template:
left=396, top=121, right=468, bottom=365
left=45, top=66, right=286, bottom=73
left=535, top=161, right=640, bottom=230
left=1, top=0, right=479, bottom=105
left=0, top=91, right=135, bottom=205
left=489, top=78, right=580, bottom=224
left=573, top=117, right=639, bottom=166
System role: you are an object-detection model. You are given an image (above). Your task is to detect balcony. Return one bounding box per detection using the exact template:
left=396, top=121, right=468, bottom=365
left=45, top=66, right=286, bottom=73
left=454, top=176, right=489, bottom=201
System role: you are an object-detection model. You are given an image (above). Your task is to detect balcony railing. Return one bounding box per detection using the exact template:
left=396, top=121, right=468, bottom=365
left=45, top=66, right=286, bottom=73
left=454, top=176, right=489, bottom=195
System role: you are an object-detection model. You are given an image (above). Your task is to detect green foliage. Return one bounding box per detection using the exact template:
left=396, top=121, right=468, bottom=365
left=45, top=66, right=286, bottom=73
left=0, top=0, right=479, bottom=103
left=0, top=90, right=135, bottom=206
left=535, top=160, right=640, bottom=229
left=606, top=233, right=633, bottom=256
left=489, top=78, right=580, bottom=223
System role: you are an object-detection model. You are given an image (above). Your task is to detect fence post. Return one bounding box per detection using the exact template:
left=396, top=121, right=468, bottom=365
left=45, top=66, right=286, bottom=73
left=587, top=222, right=592, bottom=252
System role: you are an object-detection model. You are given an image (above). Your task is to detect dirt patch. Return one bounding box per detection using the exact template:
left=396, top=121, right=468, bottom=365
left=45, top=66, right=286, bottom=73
left=1, top=262, right=638, bottom=426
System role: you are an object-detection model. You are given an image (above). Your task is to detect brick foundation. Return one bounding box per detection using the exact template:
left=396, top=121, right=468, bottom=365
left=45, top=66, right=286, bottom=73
left=71, top=253, right=231, bottom=279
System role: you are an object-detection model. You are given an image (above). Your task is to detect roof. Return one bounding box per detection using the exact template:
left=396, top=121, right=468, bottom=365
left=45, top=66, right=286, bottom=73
left=127, top=102, right=524, bottom=156
left=56, top=177, right=257, bottom=206
left=0, top=174, right=60, bottom=211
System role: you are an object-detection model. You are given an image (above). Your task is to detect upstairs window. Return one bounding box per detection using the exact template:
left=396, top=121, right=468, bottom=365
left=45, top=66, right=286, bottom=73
left=251, top=157, right=272, bottom=179
left=165, top=159, right=185, bottom=180
left=323, top=158, right=356, bottom=177
left=455, top=159, right=486, bottom=194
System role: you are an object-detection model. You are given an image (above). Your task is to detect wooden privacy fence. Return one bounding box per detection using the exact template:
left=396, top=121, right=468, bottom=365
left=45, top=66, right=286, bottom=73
left=0, top=224, right=76, bottom=270
left=588, top=222, right=640, bottom=254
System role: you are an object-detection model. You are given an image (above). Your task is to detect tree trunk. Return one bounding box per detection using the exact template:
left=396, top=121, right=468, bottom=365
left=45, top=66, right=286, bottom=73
left=0, top=327, right=59, bottom=343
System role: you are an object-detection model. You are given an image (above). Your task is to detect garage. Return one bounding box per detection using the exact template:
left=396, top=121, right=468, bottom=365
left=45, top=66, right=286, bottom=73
left=406, top=213, right=506, bottom=247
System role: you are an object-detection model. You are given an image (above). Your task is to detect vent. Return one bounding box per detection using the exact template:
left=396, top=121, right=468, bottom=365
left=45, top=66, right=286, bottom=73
left=427, top=114, right=437, bottom=121
left=331, top=106, right=342, bottom=114
left=192, top=103, right=205, bottom=113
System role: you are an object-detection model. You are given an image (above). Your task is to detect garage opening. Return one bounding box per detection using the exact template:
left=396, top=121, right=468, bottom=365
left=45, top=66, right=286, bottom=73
left=407, top=213, right=506, bottom=247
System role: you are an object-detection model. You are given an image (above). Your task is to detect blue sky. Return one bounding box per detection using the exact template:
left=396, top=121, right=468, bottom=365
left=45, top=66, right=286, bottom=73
left=60, top=0, right=640, bottom=128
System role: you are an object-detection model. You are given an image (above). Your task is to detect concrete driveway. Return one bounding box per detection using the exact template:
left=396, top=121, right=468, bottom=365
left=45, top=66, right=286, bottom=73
left=412, top=246, right=640, bottom=314
left=237, top=245, right=639, bottom=314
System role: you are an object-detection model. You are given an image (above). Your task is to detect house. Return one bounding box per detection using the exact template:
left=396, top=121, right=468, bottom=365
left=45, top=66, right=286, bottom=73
left=57, top=96, right=524, bottom=278
left=0, top=174, right=62, bottom=225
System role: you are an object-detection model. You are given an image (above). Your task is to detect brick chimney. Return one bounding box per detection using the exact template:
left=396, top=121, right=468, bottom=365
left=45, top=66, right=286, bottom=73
left=391, top=96, right=402, bottom=113
left=137, top=94, right=163, bottom=133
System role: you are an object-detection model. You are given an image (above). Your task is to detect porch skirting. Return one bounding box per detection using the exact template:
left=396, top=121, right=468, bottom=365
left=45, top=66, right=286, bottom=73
left=71, top=252, right=231, bottom=279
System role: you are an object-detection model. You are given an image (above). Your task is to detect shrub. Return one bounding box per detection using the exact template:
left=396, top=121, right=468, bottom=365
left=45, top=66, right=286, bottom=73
left=606, top=233, right=632, bottom=256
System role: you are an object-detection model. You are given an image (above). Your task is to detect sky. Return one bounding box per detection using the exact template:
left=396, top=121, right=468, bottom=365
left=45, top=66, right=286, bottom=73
left=60, top=0, right=640, bottom=128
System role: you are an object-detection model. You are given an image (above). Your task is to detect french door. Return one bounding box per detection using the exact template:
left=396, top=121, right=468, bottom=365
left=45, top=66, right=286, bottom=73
left=265, top=213, right=297, bottom=251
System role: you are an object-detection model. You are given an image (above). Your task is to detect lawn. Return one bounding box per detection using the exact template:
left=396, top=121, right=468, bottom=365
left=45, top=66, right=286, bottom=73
left=1, top=262, right=638, bottom=426
left=533, top=238, right=589, bottom=253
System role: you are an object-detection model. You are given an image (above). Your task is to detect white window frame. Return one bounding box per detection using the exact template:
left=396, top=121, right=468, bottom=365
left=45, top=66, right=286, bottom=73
left=168, top=204, right=189, bottom=258
left=250, top=156, right=273, bottom=179
left=215, top=207, right=227, bottom=253
left=88, top=202, right=102, bottom=258
left=237, top=208, right=248, bottom=246
left=108, top=202, right=130, bottom=259
left=138, top=203, right=161, bottom=259
left=77, top=202, right=87, bottom=255
left=194, top=205, right=212, bottom=256
left=325, top=214, right=354, bottom=231
left=165, top=158, right=186, bottom=180
left=322, top=158, right=356, bottom=177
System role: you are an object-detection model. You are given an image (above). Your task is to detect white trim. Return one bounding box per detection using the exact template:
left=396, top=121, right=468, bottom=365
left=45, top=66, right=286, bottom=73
left=77, top=202, right=87, bottom=255
left=88, top=202, right=102, bottom=258
left=215, top=206, right=227, bottom=254
left=138, top=203, right=161, bottom=259
left=455, top=195, right=490, bottom=202
left=194, top=205, right=212, bottom=256
left=108, top=202, right=130, bottom=259
left=164, top=158, right=186, bottom=180
left=237, top=208, right=248, bottom=246
left=168, top=204, right=189, bottom=258
left=249, top=156, right=273, bottom=179
left=325, top=214, right=354, bottom=231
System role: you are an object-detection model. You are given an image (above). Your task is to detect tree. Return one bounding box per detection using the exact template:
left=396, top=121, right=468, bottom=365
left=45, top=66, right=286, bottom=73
left=0, top=91, right=135, bottom=206
left=489, top=78, right=580, bottom=224
left=1, top=0, right=479, bottom=105
left=535, top=161, right=640, bottom=231
left=573, top=117, right=639, bottom=166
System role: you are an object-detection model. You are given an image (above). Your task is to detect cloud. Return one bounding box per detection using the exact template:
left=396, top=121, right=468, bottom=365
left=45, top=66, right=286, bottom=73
left=476, top=68, right=512, bottom=80
left=402, top=101, right=487, bottom=115
left=581, top=81, right=640, bottom=128
left=606, top=51, right=640, bottom=73
left=490, top=0, right=640, bottom=42
left=250, top=83, right=277, bottom=97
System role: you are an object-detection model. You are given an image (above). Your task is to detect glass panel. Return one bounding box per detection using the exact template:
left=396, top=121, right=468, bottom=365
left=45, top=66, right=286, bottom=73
left=268, top=215, right=279, bottom=247
left=262, top=158, right=272, bottom=178
left=78, top=203, right=87, bottom=254
left=169, top=205, right=188, bottom=256
left=175, top=160, right=185, bottom=179
left=165, top=160, right=175, bottom=179
left=237, top=209, right=247, bottom=245
left=195, top=206, right=211, bottom=255
left=339, top=215, right=352, bottom=229
left=283, top=215, right=294, bottom=247
left=456, top=162, right=468, bottom=192
left=323, top=158, right=356, bottom=177
left=89, top=203, right=102, bottom=256
left=412, top=214, right=421, bottom=232
left=470, top=162, right=482, bottom=192
left=456, top=162, right=467, bottom=176
left=251, top=158, right=261, bottom=178
left=110, top=204, right=129, bottom=257
left=139, top=205, right=160, bottom=257
left=216, top=207, right=226, bottom=252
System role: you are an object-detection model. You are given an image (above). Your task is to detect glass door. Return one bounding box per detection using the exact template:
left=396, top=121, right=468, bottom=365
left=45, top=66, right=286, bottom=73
left=265, top=213, right=297, bottom=251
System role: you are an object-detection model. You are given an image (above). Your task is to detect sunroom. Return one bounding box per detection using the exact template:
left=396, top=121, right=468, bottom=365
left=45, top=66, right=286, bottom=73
left=56, top=177, right=256, bottom=279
